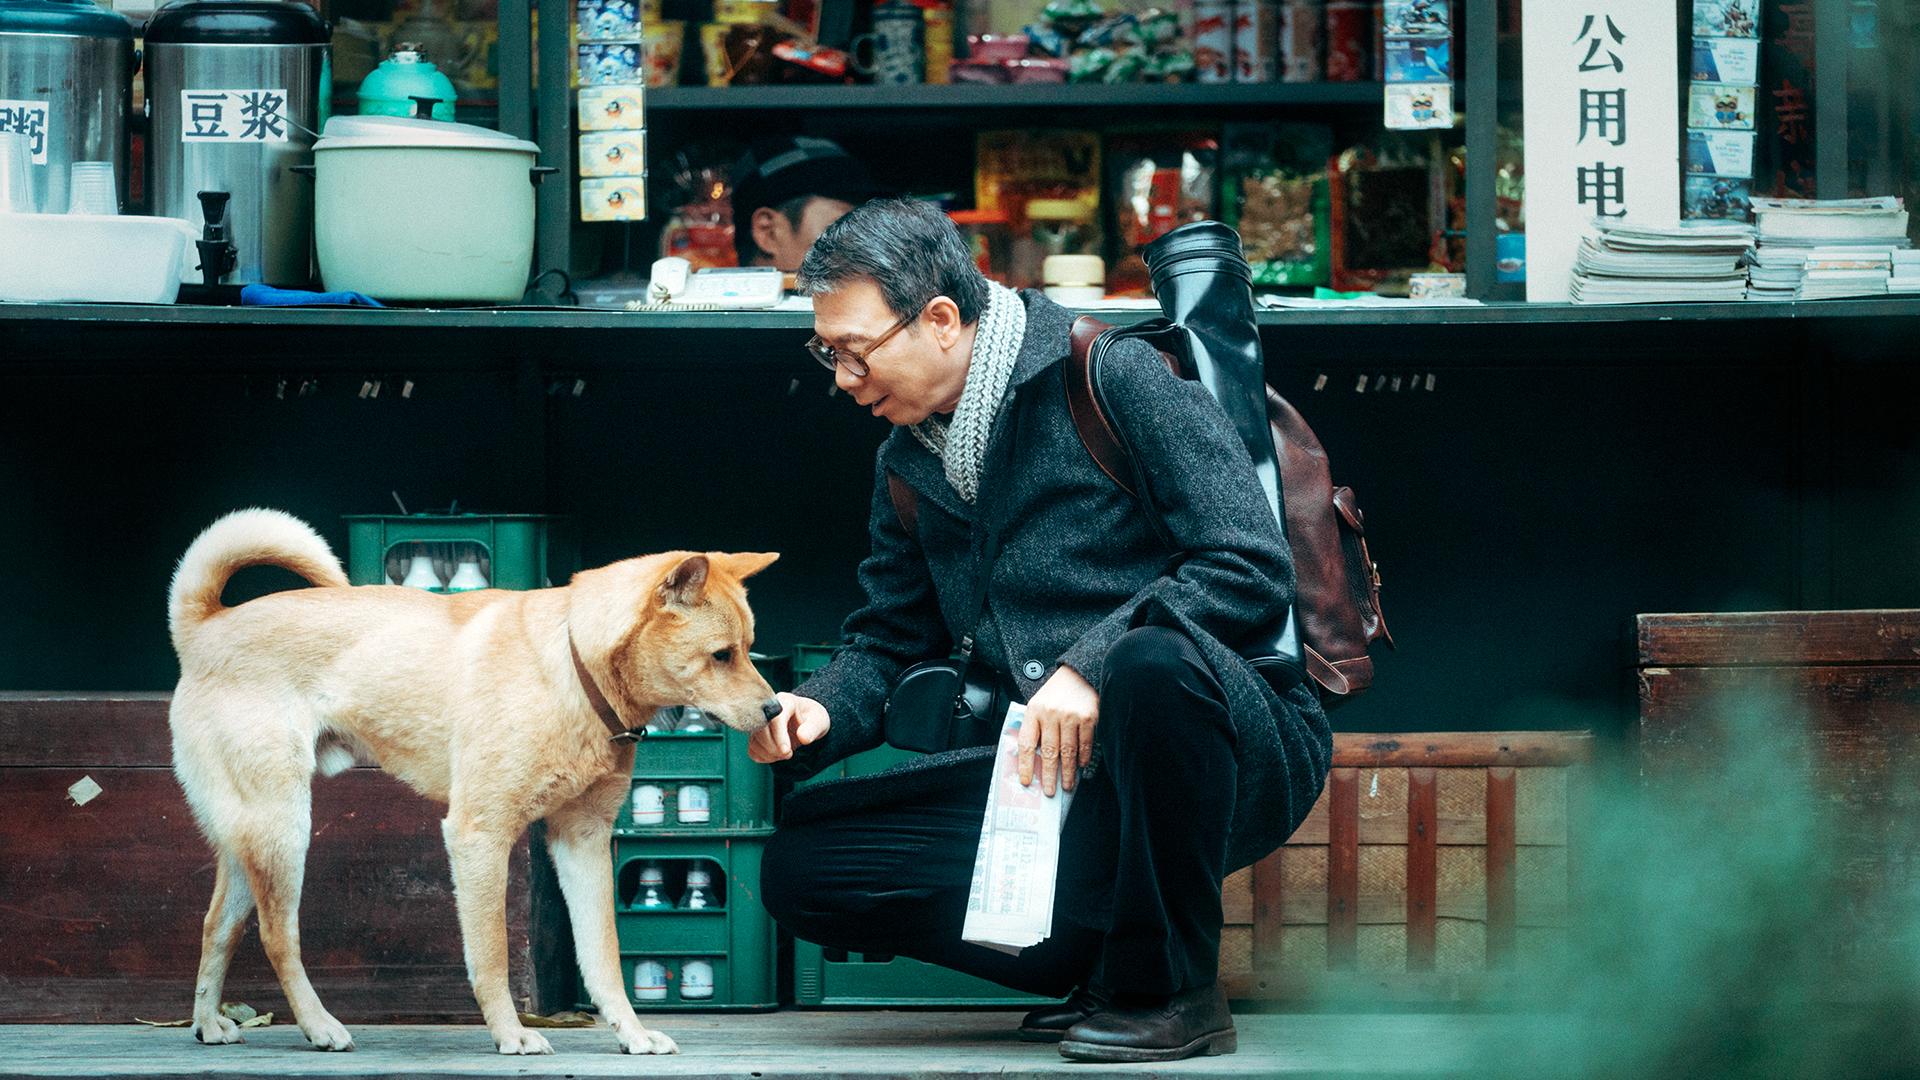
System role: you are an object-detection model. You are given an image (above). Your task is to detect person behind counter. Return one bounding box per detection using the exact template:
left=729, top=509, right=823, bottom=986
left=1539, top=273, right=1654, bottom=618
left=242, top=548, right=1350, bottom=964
left=729, top=135, right=888, bottom=272
left=748, top=198, right=1332, bottom=1063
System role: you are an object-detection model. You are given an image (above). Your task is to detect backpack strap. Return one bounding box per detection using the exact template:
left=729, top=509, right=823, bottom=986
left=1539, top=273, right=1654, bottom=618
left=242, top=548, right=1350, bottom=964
left=1064, top=315, right=1184, bottom=498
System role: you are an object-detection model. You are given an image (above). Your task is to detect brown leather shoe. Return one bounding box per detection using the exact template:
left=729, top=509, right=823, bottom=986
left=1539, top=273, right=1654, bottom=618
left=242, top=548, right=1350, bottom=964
left=1017, top=984, right=1110, bottom=1043
left=1057, top=982, right=1237, bottom=1062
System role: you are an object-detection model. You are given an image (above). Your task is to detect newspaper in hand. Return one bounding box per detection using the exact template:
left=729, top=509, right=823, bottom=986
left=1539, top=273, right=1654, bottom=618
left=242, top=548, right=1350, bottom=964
left=961, top=703, right=1074, bottom=955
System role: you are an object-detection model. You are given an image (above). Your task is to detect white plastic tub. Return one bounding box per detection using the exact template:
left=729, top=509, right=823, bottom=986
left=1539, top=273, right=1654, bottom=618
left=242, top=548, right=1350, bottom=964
left=311, top=115, right=544, bottom=304
left=0, top=213, right=199, bottom=304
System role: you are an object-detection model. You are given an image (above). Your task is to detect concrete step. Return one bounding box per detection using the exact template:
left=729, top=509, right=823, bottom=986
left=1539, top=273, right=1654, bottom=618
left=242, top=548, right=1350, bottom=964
left=0, top=1010, right=1534, bottom=1079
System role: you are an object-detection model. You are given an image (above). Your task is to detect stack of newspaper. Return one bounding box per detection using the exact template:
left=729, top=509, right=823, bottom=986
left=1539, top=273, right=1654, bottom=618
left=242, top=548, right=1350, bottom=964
left=1569, top=218, right=1754, bottom=304
left=1743, top=196, right=1910, bottom=301
left=1888, top=251, right=1920, bottom=294
left=960, top=703, right=1074, bottom=954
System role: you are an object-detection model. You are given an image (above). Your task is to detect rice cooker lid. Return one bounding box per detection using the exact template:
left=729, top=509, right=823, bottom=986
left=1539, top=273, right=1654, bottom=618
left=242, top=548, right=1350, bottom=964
left=143, top=0, right=328, bottom=44
left=0, top=0, right=134, bottom=38
left=313, top=114, right=541, bottom=154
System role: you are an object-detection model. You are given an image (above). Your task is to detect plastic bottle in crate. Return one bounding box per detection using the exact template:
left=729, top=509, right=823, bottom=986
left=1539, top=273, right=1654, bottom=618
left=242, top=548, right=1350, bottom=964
left=677, top=784, right=712, bottom=824
left=679, top=865, right=720, bottom=909
left=444, top=544, right=489, bottom=591
left=633, top=959, right=669, bottom=1000
left=634, top=860, right=672, bottom=909
left=680, top=958, right=714, bottom=1000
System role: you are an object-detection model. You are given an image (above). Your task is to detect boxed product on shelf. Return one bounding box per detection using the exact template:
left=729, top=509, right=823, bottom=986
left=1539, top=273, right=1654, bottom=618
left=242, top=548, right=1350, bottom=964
left=1327, top=132, right=1445, bottom=293
left=611, top=833, right=778, bottom=1009
left=341, top=513, right=576, bottom=591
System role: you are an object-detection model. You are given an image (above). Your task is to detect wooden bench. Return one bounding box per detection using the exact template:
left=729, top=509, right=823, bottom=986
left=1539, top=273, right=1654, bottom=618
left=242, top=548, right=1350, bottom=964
left=1219, top=731, right=1592, bottom=1002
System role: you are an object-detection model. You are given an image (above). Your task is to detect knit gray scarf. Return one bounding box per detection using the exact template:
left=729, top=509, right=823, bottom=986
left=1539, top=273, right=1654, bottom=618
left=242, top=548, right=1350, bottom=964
left=910, top=281, right=1026, bottom=505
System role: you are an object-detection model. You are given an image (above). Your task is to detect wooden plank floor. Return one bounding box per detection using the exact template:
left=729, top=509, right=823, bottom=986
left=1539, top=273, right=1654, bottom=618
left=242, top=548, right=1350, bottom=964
left=0, top=1011, right=1545, bottom=1079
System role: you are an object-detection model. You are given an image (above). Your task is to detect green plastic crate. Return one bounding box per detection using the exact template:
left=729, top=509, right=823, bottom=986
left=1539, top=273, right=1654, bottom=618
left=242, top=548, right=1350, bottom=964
left=341, top=513, right=575, bottom=590
left=618, top=728, right=773, bottom=834
left=790, top=643, right=837, bottom=685
left=612, top=833, right=778, bottom=1010
left=790, top=729, right=1048, bottom=1006
left=792, top=939, right=1051, bottom=1007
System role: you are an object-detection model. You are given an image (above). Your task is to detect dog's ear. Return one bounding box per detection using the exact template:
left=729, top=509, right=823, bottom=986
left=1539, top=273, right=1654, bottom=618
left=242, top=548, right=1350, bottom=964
left=659, top=554, right=710, bottom=607
left=719, top=552, right=779, bottom=580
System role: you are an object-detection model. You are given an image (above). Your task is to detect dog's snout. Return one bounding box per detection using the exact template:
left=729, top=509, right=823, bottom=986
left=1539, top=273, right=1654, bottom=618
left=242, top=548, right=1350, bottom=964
left=760, top=698, right=783, bottom=721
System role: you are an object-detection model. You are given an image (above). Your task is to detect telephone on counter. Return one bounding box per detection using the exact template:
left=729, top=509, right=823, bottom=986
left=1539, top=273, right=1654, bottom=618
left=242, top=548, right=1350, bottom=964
left=643, top=258, right=785, bottom=309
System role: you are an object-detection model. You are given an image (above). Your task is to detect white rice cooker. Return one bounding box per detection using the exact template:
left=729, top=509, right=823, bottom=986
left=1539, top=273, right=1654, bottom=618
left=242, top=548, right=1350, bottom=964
left=309, top=113, right=548, bottom=303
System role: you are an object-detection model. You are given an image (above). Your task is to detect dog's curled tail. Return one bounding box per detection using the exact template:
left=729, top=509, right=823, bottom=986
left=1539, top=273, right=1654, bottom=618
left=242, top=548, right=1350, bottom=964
left=169, top=509, right=350, bottom=650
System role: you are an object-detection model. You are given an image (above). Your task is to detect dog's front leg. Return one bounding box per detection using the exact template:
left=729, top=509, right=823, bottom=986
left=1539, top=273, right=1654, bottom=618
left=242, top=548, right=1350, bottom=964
left=442, top=814, right=552, bottom=1055
left=547, top=800, right=679, bottom=1055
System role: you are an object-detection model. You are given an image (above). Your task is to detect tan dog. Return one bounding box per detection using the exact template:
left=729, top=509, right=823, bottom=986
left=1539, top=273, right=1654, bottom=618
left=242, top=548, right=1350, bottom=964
left=166, top=509, right=779, bottom=1055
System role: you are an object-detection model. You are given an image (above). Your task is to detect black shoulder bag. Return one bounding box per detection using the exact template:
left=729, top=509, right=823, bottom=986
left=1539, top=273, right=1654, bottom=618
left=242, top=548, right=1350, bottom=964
left=879, top=393, right=1025, bottom=754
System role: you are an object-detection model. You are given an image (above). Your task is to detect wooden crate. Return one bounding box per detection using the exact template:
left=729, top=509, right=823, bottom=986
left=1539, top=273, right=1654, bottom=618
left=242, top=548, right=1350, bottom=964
left=1633, top=610, right=1920, bottom=982
left=1219, top=731, right=1591, bottom=1002
left=0, top=692, right=542, bottom=1023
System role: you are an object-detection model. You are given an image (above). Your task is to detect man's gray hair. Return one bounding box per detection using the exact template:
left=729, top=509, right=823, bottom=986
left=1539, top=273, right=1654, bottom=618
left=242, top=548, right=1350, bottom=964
left=795, top=198, right=989, bottom=325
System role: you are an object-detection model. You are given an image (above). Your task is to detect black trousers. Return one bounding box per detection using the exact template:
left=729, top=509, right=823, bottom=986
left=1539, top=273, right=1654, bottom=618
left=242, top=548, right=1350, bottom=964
left=762, top=625, right=1236, bottom=999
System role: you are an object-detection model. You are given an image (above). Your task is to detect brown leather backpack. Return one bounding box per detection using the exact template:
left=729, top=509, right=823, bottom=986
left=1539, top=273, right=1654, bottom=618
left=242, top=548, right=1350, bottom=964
left=1062, top=315, right=1390, bottom=703
left=886, top=315, right=1391, bottom=705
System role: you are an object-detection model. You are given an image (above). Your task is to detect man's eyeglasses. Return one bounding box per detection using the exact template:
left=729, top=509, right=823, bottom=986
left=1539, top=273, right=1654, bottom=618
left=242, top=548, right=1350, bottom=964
left=805, top=303, right=926, bottom=378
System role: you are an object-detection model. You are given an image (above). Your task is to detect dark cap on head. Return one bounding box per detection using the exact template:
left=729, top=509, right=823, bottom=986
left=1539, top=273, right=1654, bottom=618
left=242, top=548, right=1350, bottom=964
left=729, top=135, right=889, bottom=222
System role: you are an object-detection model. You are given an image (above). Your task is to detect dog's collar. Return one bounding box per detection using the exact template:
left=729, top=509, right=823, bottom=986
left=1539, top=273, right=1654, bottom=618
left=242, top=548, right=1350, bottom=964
left=569, top=635, right=642, bottom=745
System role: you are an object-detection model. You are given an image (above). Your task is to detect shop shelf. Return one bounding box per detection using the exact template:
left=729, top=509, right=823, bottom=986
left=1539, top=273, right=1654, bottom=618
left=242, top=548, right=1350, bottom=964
left=341, top=513, right=576, bottom=591
left=611, top=833, right=778, bottom=1010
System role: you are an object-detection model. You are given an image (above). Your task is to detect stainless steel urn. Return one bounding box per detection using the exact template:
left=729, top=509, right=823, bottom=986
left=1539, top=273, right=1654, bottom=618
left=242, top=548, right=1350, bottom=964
left=0, top=0, right=135, bottom=215
left=144, top=0, right=328, bottom=287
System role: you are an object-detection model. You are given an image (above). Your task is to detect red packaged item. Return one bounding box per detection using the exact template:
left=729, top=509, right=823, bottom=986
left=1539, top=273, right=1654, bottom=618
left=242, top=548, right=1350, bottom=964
left=1105, top=130, right=1218, bottom=295
left=772, top=39, right=852, bottom=77
left=1323, top=0, right=1369, bottom=81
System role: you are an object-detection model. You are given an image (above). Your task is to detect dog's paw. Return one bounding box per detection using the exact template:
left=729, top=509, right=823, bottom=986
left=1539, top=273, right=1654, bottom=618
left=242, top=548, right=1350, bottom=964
left=302, top=1017, right=355, bottom=1052
left=618, top=1027, right=679, bottom=1056
left=192, top=1017, right=245, bottom=1045
left=495, top=1028, right=554, bottom=1056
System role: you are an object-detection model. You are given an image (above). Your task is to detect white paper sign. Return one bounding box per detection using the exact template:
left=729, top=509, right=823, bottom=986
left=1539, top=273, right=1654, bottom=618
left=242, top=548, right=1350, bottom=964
left=0, top=100, right=50, bottom=164
left=179, top=90, right=290, bottom=144
left=961, top=703, right=1074, bottom=955
left=1522, top=0, right=1680, bottom=301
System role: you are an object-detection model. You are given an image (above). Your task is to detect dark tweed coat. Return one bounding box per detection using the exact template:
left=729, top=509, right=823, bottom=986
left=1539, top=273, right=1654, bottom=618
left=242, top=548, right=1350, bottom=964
left=779, top=290, right=1331, bottom=873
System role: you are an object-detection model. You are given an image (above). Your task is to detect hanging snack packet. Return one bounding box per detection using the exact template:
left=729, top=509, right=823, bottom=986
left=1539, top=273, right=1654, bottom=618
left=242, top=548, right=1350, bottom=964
left=1221, top=121, right=1332, bottom=287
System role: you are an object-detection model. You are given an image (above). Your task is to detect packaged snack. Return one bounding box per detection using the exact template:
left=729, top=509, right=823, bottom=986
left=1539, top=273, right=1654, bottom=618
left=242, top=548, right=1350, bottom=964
left=576, top=85, right=645, bottom=130
left=578, top=130, right=647, bottom=176
left=1104, top=128, right=1218, bottom=296
left=1221, top=122, right=1331, bottom=287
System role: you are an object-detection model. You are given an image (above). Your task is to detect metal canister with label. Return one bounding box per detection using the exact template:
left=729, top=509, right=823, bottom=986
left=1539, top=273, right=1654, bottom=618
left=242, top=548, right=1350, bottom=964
left=1232, top=0, right=1278, bottom=82
left=1279, top=0, right=1324, bottom=82
left=144, top=1, right=329, bottom=287
left=1193, top=0, right=1234, bottom=82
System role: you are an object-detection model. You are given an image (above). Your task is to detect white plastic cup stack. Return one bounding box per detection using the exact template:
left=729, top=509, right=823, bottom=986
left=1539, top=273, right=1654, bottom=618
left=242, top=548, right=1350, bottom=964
left=66, top=161, right=118, bottom=215
left=0, top=132, right=34, bottom=213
